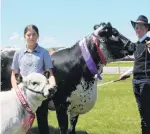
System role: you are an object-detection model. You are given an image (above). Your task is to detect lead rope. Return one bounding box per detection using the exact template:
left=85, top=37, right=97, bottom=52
left=145, top=46, right=148, bottom=77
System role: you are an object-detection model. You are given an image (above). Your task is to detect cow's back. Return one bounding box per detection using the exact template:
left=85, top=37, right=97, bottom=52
left=1, top=49, right=15, bottom=91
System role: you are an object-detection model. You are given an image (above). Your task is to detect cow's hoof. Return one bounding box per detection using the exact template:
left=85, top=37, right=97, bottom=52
left=68, top=130, right=75, bottom=134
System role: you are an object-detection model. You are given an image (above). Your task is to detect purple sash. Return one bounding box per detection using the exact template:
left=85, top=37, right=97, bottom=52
left=79, top=38, right=102, bottom=80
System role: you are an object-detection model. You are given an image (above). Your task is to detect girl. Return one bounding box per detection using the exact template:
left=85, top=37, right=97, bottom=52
left=11, top=24, right=56, bottom=134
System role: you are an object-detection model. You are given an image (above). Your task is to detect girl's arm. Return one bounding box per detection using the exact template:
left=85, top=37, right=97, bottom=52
left=11, top=69, right=19, bottom=88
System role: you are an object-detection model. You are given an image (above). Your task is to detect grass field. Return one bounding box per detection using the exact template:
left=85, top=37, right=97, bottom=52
left=31, top=74, right=141, bottom=134
left=106, top=61, right=134, bottom=67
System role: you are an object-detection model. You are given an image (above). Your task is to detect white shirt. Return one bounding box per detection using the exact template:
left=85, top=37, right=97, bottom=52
left=138, top=33, right=147, bottom=43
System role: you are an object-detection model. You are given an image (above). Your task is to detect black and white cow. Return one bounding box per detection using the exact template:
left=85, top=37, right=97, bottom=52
left=1, top=22, right=135, bottom=134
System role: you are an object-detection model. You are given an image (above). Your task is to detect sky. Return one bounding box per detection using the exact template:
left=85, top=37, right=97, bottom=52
left=1, top=0, right=150, bottom=49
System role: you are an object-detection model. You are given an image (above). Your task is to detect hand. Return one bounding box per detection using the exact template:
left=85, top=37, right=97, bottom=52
left=49, top=82, right=56, bottom=89
left=119, top=73, right=130, bottom=80
left=146, top=40, right=150, bottom=48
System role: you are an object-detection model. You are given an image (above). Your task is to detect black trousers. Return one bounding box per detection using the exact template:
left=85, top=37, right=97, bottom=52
left=132, top=78, right=150, bottom=134
left=36, top=99, right=50, bottom=134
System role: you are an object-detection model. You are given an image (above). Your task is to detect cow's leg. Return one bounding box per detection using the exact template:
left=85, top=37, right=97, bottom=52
left=55, top=104, right=68, bottom=134
left=69, top=114, right=79, bottom=134
left=36, top=99, right=50, bottom=134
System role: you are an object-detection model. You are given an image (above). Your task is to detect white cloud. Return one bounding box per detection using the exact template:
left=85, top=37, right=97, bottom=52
left=41, top=36, right=63, bottom=47
left=20, top=36, right=24, bottom=40
left=9, top=32, right=24, bottom=41
left=9, top=32, right=20, bottom=40
left=7, top=34, right=64, bottom=48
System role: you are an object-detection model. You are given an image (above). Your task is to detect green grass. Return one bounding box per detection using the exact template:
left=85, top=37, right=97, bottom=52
left=106, top=62, right=134, bottom=67
left=32, top=74, right=140, bottom=134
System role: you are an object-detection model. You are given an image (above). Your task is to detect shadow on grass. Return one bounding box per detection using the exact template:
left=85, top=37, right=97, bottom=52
left=29, top=126, right=88, bottom=134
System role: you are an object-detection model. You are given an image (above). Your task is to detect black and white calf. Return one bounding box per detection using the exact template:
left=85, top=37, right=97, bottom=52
left=1, top=22, right=135, bottom=134
left=0, top=71, right=57, bottom=134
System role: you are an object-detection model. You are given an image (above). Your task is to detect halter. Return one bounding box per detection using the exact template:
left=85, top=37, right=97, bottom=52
left=15, top=88, right=35, bottom=134
left=92, top=36, right=107, bottom=65
left=24, top=85, right=46, bottom=98
left=24, top=80, right=49, bottom=98
left=15, top=81, right=49, bottom=133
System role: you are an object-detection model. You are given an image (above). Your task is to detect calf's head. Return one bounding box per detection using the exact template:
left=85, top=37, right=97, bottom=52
left=15, top=71, right=57, bottom=100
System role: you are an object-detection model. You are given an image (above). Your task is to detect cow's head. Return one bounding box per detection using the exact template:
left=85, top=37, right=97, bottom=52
left=89, top=22, right=136, bottom=63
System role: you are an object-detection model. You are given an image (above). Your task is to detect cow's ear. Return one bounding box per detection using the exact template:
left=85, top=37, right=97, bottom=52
left=93, top=24, right=100, bottom=30
left=43, top=71, right=50, bottom=79
left=107, top=22, right=112, bottom=27
left=15, top=73, right=23, bottom=84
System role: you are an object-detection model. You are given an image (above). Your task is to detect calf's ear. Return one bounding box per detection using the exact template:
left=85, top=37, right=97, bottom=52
left=15, top=73, right=23, bottom=84
left=43, top=71, right=50, bottom=79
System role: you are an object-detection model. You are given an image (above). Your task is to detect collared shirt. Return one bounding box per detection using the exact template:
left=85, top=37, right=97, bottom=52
left=11, top=44, right=53, bottom=77
left=24, top=44, right=41, bottom=53
left=138, top=33, right=147, bottom=43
